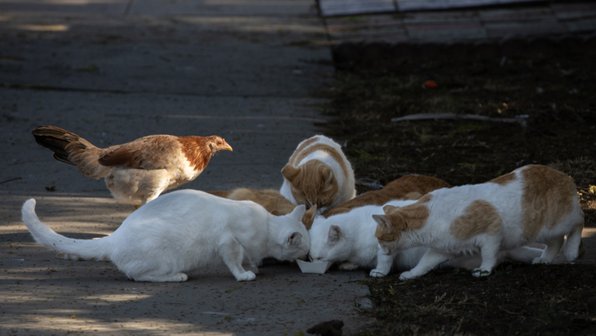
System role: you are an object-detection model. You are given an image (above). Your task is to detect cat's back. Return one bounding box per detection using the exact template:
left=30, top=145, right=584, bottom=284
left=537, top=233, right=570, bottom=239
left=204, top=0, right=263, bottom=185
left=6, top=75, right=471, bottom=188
left=383, top=175, right=450, bottom=199
left=122, top=189, right=265, bottom=231
left=327, top=200, right=416, bottom=234
left=311, top=203, right=377, bottom=239
left=428, top=175, right=519, bottom=208
left=226, top=188, right=296, bottom=216
left=288, top=135, right=348, bottom=167
left=427, top=164, right=579, bottom=231
left=323, top=175, right=449, bottom=217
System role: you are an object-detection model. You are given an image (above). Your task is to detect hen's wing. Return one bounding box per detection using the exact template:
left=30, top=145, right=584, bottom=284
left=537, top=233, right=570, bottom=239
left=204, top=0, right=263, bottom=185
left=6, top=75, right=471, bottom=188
left=98, top=135, right=184, bottom=170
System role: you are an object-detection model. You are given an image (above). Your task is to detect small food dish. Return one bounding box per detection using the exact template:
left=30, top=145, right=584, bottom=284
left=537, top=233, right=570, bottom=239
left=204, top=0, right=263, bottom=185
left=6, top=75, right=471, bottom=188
left=297, top=259, right=331, bottom=274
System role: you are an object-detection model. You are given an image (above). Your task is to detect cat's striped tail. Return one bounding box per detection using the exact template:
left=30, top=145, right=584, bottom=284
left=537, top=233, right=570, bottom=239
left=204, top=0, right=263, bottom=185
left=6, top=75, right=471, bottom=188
left=21, top=199, right=112, bottom=261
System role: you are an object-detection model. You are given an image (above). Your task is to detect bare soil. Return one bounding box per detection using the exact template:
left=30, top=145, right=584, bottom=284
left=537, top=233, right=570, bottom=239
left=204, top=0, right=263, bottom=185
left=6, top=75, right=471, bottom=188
left=321, top=37, right=596, bottom=335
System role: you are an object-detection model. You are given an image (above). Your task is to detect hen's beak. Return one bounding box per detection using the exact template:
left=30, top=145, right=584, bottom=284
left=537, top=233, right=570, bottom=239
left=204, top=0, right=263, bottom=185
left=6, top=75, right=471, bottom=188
left=220, top=140, right=233, bottom=152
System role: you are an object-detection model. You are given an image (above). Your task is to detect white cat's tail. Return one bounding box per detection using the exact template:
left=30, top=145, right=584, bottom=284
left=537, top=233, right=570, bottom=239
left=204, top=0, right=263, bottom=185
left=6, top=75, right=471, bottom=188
left=21, top=199, right=112, bottom=260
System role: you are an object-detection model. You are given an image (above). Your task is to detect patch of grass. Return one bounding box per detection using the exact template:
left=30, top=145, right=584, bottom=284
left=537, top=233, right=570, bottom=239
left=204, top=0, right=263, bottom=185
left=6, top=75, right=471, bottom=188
left=357, top=264, right=596, bottom=336
left=322, top=38, right=596, bottom=336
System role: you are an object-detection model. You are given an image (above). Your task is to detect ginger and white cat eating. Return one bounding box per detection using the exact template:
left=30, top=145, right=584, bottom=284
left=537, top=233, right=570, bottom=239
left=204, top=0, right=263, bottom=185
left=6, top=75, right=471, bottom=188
left=308, top=174, right=544, bottom=275
left=280, top=135, right=356, bottom=212
left=373, top=165, right=584, bottom=280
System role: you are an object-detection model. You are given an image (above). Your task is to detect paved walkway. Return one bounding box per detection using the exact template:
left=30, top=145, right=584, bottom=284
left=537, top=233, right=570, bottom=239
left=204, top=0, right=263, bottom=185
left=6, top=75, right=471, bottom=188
left=322, top=1, right=596, bottom=43
left=0, top=1, right=370, bottom=335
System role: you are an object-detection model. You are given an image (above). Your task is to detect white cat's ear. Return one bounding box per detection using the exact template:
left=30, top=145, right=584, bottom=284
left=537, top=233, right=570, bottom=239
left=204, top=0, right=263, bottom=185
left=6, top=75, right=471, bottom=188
left=287, top=232, right=303, bottom=246
left=281, top=164, right=300, bottom=181
left=328, top=225, right=342, bottom=244
left=290, top=204, right=307, bottom=221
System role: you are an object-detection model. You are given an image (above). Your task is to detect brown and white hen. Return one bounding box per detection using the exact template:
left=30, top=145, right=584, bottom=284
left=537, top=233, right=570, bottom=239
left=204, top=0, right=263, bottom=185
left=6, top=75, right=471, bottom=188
left=32, top=125, right=233, bottom=205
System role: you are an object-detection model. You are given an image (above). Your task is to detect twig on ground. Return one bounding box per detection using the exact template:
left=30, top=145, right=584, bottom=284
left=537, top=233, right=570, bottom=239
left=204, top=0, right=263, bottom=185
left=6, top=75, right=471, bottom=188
left=0, top=177, right=22, bottom=185
left=391, top=113, right=528, bottom=127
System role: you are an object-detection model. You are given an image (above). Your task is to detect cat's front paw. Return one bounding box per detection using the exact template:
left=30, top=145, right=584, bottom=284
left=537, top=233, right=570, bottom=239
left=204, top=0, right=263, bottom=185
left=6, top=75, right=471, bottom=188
left=339, top=262, right=359, bottom=271
left=369, top=269, right=387, bottom=278
left=471, top=268, right=492, bottom=278
left=398, top=271, right=418, bottom=281
left=235, top=271, right=256, bottom=282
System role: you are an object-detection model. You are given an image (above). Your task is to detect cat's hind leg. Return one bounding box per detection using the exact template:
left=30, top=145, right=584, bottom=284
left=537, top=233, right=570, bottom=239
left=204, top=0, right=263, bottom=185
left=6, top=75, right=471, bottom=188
left=242, top=255, right=259, bottom=274
left=219, top=237, right=256, bottom=281
left=563, top=224, right=583, bottom=262
left=532, top=236, right=564, bottom=264
left=399, top=249, right=449, bottom=281
left=503, top=245, right=544, bottom=263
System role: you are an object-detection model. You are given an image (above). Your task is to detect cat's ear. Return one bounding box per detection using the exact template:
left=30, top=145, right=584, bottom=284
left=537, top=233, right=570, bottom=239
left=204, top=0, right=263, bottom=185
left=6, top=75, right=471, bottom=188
left=321, top=165, right=335, bottom=184
left=281, top=164, right=300, bottom=181
left=328, top=225, right=342, bottom=244
left=382, top=205, right=397, bottom=214
left=287, top=232, right=303, bottom=246
left=372, top=214, right=391, bottom=231
left=301, top=205, right=317, bottom=229
left=290, top=204, right=307, bottom=221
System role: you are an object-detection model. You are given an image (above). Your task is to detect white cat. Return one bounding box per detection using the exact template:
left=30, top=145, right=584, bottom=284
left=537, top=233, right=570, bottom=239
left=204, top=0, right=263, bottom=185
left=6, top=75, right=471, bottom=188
left=309, top=199, right=421, bottom=271
left=309, top=200, right=543, bottom=277
left=280, top=135, right=356, bottom=211
left=373, top=165, right=584, bottom=280
left=21, top=189, right=310, bottom=282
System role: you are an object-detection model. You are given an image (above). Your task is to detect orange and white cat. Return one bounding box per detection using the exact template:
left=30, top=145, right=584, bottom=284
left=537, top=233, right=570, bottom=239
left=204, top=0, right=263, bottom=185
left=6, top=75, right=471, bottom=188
left=373, top=165, right=584, bottom=280
left=280, top=135, right=356, bottom=211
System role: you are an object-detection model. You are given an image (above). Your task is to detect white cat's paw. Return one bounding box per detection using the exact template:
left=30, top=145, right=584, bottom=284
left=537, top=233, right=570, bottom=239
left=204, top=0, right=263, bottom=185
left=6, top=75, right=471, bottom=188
left=235, top=271, right=256, bottom=282
left=369, top=269, right=387, bottom=278
left=471, top=268, right=492, bottom=278
left=532, top=256, right=551, bottom=264
left=398, top=271, right=418, bottom=281
left=339, top=262, right=359, bottom=271
left=175, top=273, right=189, bottom=282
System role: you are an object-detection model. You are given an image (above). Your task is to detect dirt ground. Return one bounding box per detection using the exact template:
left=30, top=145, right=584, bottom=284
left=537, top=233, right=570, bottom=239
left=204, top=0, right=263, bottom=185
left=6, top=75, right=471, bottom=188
left=322, top=36, right=596, bottom=335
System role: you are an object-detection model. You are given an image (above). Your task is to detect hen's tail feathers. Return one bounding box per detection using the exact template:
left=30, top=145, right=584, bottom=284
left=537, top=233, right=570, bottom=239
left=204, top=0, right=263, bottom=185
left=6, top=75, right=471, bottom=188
left=21, top=199, right=112, bottom=261
left=32, top=125, right=110, bottom=179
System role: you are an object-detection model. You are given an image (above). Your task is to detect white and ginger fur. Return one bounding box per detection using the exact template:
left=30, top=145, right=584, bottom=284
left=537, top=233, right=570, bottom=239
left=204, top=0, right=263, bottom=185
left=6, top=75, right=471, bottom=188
left=21, top=190, right=310, bottom=282
left=373, top=165, right=584, bottom=280
left=280, top=135, right=356, bottom=212
left=308, top=200, right=542, bottom=277
left=210, top=188, right=296, bottom=216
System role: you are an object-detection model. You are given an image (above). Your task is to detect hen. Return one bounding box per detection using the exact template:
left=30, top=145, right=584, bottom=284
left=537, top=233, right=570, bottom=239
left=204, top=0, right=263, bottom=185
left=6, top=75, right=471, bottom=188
left=32, top=125, right=233, bottom=205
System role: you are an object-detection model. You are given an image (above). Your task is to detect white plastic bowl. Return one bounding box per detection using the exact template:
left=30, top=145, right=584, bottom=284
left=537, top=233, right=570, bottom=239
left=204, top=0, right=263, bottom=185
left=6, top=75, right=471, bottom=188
left=297, top=260, right=331, bottom=274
